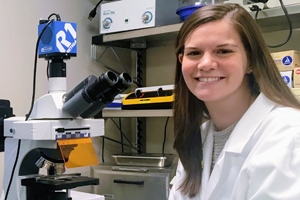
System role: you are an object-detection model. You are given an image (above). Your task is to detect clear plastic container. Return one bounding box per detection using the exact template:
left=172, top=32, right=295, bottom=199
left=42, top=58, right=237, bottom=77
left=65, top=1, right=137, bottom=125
left=177, top=0, right=224, bottom=21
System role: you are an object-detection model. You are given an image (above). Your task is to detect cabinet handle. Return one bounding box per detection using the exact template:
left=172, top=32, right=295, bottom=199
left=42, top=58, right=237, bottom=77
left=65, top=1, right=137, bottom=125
left=113, top=179, right=144, bottom=185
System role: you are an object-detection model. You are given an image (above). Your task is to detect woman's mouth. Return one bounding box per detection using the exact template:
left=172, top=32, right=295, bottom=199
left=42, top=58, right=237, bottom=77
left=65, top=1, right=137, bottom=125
left=197, top=77, right=223, bottom=82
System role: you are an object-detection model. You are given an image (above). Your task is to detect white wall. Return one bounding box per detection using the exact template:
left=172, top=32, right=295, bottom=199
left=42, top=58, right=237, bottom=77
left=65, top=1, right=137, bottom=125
left=0, top=0, right=132, bottom=193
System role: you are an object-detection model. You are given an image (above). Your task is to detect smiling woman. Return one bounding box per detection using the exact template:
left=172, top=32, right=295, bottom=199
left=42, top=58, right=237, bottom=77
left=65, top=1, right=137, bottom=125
left=179, top=19, right=250, bottom=105
left=170, top=3, right=300, bottom=200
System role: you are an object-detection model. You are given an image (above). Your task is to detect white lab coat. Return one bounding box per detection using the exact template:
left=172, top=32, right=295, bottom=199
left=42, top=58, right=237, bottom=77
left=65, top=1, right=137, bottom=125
left=169, top=93, right=300, bottom=200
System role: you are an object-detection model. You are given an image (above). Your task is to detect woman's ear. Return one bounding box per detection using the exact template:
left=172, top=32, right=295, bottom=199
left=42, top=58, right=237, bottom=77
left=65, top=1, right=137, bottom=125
left=246, top=63, right=252, bottom=74
left=178, top=54, right=183, bottom=64
left=247, top=68, right=253, bottom=74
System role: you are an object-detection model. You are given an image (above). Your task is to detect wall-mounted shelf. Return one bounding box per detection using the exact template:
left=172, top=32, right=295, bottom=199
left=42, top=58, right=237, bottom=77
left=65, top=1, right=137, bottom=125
left=92, top=4, right=300, bottom=49
left=102, top=109, right=173, bottom=118
left=92, top=23, right=182, bottom=49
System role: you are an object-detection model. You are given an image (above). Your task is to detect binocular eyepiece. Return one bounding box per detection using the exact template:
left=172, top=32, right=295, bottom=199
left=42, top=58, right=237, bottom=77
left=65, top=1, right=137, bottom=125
left=62, top=71, right=132, bottom=118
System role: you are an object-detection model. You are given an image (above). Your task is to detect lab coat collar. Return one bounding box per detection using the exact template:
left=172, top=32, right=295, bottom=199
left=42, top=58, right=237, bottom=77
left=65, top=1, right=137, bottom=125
left=224, top=92, right=276, bottom=153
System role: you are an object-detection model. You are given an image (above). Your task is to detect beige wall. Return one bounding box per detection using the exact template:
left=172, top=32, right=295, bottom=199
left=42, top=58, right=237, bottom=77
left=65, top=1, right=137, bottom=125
left=263, top=29, right=300, bottom=53
left=145, top=45, right=176, bottom=155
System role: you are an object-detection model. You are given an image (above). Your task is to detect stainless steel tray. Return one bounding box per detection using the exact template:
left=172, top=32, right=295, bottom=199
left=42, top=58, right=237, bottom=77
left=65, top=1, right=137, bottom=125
left=112, top=153, right=175, bottom=167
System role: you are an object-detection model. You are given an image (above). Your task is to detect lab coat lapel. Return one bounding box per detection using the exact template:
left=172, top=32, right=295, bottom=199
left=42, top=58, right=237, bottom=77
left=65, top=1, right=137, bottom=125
left=203, top=145, right=224, bottom=200
left=225, top=93, right=276, bottom=154
left=203, top=93, right=276, bottom=199
left=205, top=150, right=231, bottom=199
left=201, top=121, right=214, bottom=199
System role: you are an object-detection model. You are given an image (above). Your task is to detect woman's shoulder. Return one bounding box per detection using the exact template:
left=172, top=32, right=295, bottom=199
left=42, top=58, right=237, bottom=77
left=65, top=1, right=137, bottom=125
left=268, top=105, right=300, bottom=126
left=257, top=105, right=300, bottom=146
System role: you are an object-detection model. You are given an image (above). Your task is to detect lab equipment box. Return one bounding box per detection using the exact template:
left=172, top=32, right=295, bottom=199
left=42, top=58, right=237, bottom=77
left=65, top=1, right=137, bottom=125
left=99, top=0, right=181, bottom=34
left=280, top=71, right=293, bottom=88
left=291, top=88, right=300, bottom=101
left=293, top=67, right=300, bottom=88
left=271, top=50, right=300, bottom=72
left=91, top=164, right=176, bottom=200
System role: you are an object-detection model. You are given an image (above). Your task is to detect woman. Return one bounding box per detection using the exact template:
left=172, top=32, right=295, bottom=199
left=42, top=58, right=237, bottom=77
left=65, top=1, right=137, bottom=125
left=170, top=3, right=300, bottom=200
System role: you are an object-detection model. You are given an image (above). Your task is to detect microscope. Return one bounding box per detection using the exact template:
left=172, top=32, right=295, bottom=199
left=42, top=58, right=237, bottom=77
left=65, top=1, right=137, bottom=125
left=1, top=14, right=132, bottom=200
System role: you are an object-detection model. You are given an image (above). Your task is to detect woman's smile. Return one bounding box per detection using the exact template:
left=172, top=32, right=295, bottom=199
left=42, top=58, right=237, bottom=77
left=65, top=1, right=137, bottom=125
left=196, top=77, right=223, bottom=82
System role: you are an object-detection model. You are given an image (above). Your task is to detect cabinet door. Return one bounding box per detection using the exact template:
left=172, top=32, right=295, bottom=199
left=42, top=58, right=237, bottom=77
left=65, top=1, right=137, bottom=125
left=93, top=169, right=171, bottom=200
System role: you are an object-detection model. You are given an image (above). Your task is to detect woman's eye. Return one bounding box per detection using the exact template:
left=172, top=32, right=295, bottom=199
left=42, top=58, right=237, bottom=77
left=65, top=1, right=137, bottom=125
left=186, top=51, right=200, bottom=56
left=217, top=49, right=232, bottom=54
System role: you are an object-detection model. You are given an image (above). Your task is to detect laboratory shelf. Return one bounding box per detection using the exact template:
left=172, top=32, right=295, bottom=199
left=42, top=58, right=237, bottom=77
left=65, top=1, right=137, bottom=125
left=102, top=109, right=173, bottom=118
left=92, top=23, right=182, bottom=49
left=92, top=4, right=300, bottom=49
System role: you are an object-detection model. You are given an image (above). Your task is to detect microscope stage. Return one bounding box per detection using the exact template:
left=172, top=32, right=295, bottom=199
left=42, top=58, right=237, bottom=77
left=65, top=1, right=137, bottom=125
left=21, top=173, right=99, bottom=190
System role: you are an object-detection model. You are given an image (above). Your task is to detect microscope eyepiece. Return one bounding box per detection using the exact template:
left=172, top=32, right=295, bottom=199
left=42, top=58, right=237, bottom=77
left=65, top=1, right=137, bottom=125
left=86, top=71, right=118, bottom=101
left=63, top=75, right=97, bottom=103
left=104, top=72, right=132, bottom=98
left=79, top=72, right=133, bottom=118
left=62, top=71, right=121, bottom=118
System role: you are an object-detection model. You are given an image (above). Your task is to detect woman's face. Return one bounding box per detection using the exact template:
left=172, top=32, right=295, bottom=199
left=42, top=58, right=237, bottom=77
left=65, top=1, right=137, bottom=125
left=178, top=19, right=251, bottom=104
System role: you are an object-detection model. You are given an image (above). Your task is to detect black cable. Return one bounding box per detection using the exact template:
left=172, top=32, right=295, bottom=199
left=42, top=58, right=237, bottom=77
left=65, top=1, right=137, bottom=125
left=162, top=117, right=169, bottom=155
left=25, top=19, right=54, bottom=121
left=254, top=6, right=260, bottom=20
left=101, top=136, right=139, bottom=151
left=88, top=0, right=104, bottom=21
left=47, top=60, right=50, bottom=79
left=48, top=13, right=61, bottom=21
left=102, top=137, right=105, bottom=163
left=250, top=4, right=261, bottom=18
left=253, top=0, right=293, bottom=48
left=4, top=140, right=21, bottom=200
left=119, top=118, right=124, bottom=152
left=267, top=0, right=293, bottom=48
left=110, top=118, right=136, bottom=150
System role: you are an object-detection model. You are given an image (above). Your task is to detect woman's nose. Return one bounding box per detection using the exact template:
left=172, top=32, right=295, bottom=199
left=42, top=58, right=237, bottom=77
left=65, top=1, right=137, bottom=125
left=197, top=53, right=217, bottom=71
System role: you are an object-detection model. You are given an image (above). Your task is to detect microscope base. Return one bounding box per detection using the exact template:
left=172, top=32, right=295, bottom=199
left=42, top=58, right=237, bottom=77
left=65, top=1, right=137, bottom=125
left=70, top=191, right=104, bottom=200
left=21, top=173, right=100, bottom=200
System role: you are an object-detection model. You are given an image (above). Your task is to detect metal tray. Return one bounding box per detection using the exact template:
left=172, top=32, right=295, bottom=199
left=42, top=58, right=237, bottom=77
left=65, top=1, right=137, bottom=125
left=112, top=153, right=175, bottom=167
